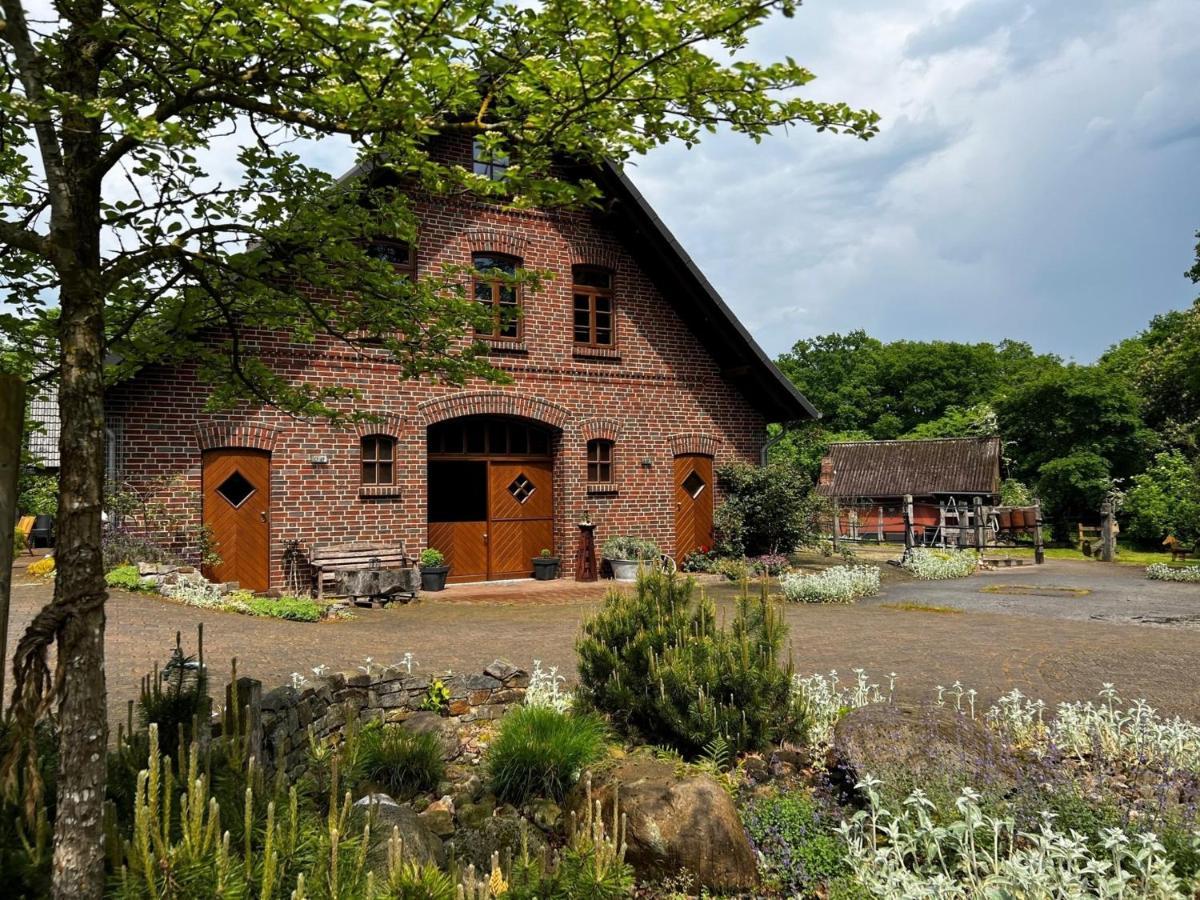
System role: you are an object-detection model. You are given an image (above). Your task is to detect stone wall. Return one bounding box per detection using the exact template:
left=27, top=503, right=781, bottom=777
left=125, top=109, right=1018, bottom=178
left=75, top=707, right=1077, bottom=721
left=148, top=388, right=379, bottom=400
left=246, top=659, right=529, bottom=781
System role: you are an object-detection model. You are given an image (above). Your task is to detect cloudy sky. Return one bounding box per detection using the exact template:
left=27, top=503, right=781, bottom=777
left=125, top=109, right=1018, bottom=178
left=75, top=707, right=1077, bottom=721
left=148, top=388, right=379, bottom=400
left=623, top=0, right=1200, bottom=362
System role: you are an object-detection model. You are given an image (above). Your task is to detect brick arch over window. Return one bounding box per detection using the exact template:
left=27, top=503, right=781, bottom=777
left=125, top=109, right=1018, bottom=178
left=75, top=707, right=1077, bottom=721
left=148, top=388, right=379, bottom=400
left=194, top=423, right=279, bottom=452
left=578, top=417, right=622, bottom=443
left=569, top=245, right=622, bottom=272
left=352, top=413, right=405, bottom=439
left=461, top=228, right=530, bottom=259
left=417, top=391, right=571, bottom=429
left=668, top=432, right=720, bottom=458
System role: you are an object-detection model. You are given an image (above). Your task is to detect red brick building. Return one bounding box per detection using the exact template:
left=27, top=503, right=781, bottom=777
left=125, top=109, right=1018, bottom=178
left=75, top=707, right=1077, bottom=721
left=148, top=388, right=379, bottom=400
left=105, top=140, right=816, bottom=590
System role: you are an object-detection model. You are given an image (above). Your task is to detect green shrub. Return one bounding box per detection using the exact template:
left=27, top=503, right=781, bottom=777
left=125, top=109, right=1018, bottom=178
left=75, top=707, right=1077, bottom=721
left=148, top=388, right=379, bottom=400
left=714, top=556, right=750, bottom=581
left=419, top=547, right=445, bottom=567
left=487, top=706, right=608, bottom=804
left=236, top=594, right=325, bottom=621
left=381, top=858, right=457, bottom=900
left=1122, top=450, right=1200, bottom=545
left=713, top=461, right=823, bottom=557
left=360, top=726, right=445, bottom=799
left=600, top=535, right=659, bottom=561
left=105, top=563, right=157, bottom=593
left=742, top=790, right=849, bottom=896
left=576, top=569, right=799, bottom=758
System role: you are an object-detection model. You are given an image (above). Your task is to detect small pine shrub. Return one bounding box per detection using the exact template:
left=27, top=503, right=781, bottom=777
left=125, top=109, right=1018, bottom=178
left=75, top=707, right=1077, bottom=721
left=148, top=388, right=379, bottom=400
left=487, top=706, right=608, bottom=804
left=105, top=564, right=157, bottom=592
left=576, top=570, right=799, bottom=758
left=384, top=858, right=457, bottom=900
left=360, top=725, right=445, bottom=799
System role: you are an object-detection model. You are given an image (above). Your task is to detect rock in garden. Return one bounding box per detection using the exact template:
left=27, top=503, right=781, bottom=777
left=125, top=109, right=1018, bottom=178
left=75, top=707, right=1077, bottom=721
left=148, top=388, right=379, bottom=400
left=569, top=757, right=758, bottom=893
left=419, top=796, right=457, bottom=837
left=350, top=794, right=445, bottom=870
left=449, top=814, right=547, bottom=871
left=828, top=703, right=1021, bottom=803
left=528, top=797, right=561, bottom=832
left=400, top=710, right=460, bottom=759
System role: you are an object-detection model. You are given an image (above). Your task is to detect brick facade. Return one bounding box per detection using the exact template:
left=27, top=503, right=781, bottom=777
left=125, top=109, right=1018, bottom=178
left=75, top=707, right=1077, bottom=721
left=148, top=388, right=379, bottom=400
left=105, top=141, right=790, bottom=589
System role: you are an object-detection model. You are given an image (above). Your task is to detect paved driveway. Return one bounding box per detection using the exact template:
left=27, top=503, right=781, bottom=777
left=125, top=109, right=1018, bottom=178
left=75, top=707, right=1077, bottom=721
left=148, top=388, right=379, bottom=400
left=5, top=559, right=1200, bottom=731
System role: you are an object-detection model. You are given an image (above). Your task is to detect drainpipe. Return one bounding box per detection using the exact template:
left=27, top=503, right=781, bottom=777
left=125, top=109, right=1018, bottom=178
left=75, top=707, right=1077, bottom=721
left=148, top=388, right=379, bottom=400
left=761, top=421, right=798, bottom=466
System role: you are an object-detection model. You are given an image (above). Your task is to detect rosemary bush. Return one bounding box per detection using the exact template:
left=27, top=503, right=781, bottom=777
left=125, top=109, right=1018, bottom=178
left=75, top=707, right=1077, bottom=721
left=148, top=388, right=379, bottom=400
left=1147, top=563, right=1200, bottom=582
left=779, top=565, right=881, bottom=603
left=576, top=570, right=800, bottom=757
left=901, top=547, right=979, bottom=580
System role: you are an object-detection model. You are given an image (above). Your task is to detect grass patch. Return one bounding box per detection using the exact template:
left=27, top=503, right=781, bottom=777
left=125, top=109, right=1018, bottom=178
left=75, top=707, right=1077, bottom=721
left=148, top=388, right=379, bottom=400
left=880, top=601, right=963, bottom=614
left=360, top=724, right=445, bottom=799
left=487, top=706, right=608, bottom=804
left=105, top=564, right=157, bottom=593
left=979, top=584, right=1092, bottom=597
left=1005, top=545, right=1186, bottom=566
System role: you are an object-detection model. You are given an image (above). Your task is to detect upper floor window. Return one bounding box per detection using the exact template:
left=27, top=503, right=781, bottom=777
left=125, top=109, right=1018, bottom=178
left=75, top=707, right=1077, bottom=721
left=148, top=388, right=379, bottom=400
left=573, top=266, right=614, bottom=347
left=361, top=435, right=395, bottom=485
left=366, top=239, right=416, bottom=278
left=473, top=253, right=521, bottom=340
left=587, top=439, right=614, bottom=483
left=472, top=138, right=510, bottom=181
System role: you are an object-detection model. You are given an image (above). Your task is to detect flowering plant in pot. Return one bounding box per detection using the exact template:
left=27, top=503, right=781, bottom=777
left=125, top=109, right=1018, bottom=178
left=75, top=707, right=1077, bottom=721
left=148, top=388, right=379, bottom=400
left=418, top=547, right=450, bottom=591
left=532, top=547, right=560, bottom=580
left=601, top=535, right=660, bottom=581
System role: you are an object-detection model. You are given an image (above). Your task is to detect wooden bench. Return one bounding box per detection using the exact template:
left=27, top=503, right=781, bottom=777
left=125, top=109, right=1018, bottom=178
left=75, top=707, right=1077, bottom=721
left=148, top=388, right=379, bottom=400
left=309, top=541, right=418, bottom=604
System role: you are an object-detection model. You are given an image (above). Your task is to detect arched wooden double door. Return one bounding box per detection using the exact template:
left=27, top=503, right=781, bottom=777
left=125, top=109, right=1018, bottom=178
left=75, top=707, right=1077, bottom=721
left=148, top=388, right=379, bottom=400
left=426, top=417, right=554, bottom=583
left=674, top=453, right=714, bottom=558
left=202, top=449, right=271, bottom=592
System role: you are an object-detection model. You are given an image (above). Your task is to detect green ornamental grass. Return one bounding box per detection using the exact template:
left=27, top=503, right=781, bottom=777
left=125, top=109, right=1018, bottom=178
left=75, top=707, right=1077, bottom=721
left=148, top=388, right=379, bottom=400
left=360, top=726, right=445, bottom=800
left=487, top=706, right=608, bottom=804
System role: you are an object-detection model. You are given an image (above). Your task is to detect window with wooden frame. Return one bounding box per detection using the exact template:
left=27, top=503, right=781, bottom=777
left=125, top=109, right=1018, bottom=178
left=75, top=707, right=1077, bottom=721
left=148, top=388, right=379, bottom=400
left=587, top=439, right=614, bottom=484
left=365, top=239, right=416, bottom=278
left=473, top=253, right=521, bottom=340
left=472, top=138, right=510, bottom=181
left=572, top=266, right=615, bottom=348
left=361, top=435, right=396, bottom=486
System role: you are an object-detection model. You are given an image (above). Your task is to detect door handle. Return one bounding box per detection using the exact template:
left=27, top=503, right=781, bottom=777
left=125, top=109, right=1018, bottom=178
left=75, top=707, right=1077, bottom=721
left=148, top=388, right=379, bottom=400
left=260, top=511, right=268, bottom=523
left=483, top=533, right=489, bottom=542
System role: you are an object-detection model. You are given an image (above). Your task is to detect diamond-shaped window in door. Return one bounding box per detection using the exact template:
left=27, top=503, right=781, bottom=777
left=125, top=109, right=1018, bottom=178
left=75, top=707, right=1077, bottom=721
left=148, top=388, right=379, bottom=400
left=682, top=470, right=706, bottom=499
left=508, top=473, right=535, bottom=504
left=216, top=470, right=256, bottom=508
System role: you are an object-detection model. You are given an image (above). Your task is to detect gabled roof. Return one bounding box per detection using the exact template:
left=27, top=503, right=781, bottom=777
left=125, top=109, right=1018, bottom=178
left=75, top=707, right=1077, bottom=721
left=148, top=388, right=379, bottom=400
left=816, top=436, right=1002, bottom=499
left=347, top=156, right=819, bottom=423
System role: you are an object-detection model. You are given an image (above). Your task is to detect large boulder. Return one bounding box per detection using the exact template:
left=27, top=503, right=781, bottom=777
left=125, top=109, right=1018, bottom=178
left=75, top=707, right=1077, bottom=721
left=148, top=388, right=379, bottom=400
left=350, top=794, right=445, bottom=874
left=568, top=757, right=758, bottom=893
left=399, top=710, right=460, bottom=759
left=829, top=703, right=1021, bottom=804
left=448, top=813, right=547, bottom=871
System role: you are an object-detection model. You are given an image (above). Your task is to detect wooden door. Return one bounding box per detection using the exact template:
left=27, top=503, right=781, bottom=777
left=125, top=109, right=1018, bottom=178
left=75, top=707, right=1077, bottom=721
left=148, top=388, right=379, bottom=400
left=674, top=454, right=714, bottom=559
left=202, top=449, right=270, bottom=592
left=488, top=461, right=554, bottom=579
left=427, top=460, right=489, bottom=584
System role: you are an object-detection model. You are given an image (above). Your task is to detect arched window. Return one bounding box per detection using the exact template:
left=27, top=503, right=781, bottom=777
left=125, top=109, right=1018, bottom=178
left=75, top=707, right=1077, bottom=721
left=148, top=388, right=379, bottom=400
left=473, top=253, right=522, bottom=340
left=361, top=435, right=395, bottom=485
left=572, top=266, right=614, bottom=348
left=587, top=439, right=614, bottom=484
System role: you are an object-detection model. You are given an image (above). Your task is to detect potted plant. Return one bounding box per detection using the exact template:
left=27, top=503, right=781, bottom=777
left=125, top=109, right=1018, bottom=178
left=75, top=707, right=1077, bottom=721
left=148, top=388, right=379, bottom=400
left=601, top=535, right=659, bottom=581
left=419, top=548, right=450, bottom=591
left=532, top=547, right=560, bottom=580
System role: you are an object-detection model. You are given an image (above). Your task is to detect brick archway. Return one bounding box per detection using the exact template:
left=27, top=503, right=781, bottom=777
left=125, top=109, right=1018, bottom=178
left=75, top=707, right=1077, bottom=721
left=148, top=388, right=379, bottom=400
left=668, top=432, right=720, bottom=458
left=417, top=391, right=571, bottom=429
left=194, top=422, right=279, bottom=452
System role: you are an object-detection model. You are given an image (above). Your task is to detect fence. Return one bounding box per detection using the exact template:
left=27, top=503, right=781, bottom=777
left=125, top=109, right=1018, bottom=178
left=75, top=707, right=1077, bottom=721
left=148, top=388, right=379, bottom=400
left=824, top=495, right=1045, bottom=562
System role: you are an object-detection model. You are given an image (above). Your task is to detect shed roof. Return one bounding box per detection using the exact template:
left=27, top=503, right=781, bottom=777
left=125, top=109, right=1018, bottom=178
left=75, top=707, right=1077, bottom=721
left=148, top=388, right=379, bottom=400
left=816, top=436, right=1002, bottom=499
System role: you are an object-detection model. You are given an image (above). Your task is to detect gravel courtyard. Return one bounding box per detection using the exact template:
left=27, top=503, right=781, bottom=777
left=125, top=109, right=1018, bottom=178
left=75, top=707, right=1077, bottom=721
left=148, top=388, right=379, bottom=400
left=5, top=557, right=1199, bottom=731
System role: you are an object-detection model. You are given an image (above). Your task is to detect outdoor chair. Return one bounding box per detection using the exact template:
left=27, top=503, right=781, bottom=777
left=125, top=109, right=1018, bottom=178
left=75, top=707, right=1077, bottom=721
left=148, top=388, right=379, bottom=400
left=29, top=514, right=55, bottom=548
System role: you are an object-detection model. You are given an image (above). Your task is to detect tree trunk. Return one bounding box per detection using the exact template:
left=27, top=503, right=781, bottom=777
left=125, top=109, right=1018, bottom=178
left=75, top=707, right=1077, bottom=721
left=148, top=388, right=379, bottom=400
left=48, top=275, right=110, bottom=899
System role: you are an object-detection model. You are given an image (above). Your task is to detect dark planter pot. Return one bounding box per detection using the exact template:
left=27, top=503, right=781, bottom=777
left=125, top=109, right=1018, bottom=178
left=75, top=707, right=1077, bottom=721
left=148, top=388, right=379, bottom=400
left=420, top=565, right=450, bottom=592
left=532, top=557, right=560, bottom=580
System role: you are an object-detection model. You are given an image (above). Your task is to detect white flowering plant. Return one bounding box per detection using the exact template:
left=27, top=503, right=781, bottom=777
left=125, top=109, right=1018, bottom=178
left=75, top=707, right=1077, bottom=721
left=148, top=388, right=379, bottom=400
left=1146, top=563, right=1200, bottom=582
left=778, top=564, right=881, bottom=603
left=524, top=659, right=573, bottom=713
left=792, top=668, right=895, bottom=746
left=902, top=547, right=979, bottom=580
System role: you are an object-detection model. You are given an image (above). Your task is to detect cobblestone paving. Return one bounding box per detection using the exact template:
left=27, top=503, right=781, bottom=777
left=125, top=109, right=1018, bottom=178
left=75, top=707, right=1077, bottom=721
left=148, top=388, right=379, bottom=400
left=6, top=558, right=1200, bottom=731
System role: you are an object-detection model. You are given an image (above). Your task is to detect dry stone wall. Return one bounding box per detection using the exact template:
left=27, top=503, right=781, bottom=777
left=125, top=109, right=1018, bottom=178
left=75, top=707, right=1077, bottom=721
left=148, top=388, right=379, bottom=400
left=249, top=659, right=529, bottom=780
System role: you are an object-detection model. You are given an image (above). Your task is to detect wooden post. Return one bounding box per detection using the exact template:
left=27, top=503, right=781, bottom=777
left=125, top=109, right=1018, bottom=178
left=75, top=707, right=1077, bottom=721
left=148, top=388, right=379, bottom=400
left=0, top=374, right=25, bottom=712
left=831, top=499, right=840, bottom=551
left=973, top=496, right=985, bottom=550
left=957, top=499, right=969, bottom=548
left=877, top=505, right=884, bottom=542
left=1100, top=500, right=1115, bottom=562
left=903, top=494, right=915, bottom=555
left=1034, top=501, right=1045, bottom=565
